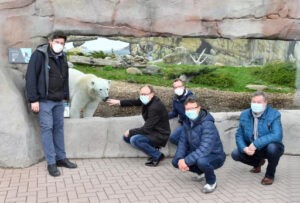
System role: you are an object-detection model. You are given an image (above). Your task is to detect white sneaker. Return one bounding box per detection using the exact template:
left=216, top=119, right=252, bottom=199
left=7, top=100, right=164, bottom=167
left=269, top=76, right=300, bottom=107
left=202, top=182, right=217, bottom=193
left=191, top=174, right=205, bottom=182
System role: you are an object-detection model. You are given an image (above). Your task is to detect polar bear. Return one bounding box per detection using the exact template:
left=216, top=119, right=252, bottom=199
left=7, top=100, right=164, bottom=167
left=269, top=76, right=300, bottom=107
left=69, top=68, right=111, bottom=118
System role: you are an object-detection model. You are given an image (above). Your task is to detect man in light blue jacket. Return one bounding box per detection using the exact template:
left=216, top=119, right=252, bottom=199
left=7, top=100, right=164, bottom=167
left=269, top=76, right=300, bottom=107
left=231, top=91, right=284, bottom=185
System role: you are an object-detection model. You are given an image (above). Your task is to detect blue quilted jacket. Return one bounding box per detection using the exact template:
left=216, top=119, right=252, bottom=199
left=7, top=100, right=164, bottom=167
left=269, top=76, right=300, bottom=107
left=235, top=106, right=284, bottom=152
left=173, top=109, right=225, bottom=166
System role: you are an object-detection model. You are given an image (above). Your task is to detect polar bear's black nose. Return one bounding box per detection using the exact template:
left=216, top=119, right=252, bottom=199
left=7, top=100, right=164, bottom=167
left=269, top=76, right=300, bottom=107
left=103, top=97, right=109, bottom=102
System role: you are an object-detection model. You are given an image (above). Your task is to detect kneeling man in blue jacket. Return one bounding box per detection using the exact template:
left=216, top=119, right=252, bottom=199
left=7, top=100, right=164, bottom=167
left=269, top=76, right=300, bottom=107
left=172, top=96, right=226, bottom=193
left=231, top=91, right=284, bottom=185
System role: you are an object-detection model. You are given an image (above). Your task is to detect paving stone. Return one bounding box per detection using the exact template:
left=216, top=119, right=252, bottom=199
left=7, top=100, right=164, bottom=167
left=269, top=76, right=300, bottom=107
left=0, top=156, right=299, bottom=202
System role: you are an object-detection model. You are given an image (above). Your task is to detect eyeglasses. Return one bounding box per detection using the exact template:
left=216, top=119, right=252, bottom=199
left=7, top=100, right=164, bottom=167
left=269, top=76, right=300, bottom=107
left=140, top=92, right=152, bottom=96
left=185, top=106, right=199, bottom=111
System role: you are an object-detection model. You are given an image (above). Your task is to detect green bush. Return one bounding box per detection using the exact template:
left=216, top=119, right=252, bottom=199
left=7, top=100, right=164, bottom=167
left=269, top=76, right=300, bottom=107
left=192, top=72, right=234, bottom=88
left=87, top=51, right=108, bottom=59
left=253, top=61, right=296, bottom=88
left=66, top=51, right=85, bottom=56
left=85, top=50, right=116, bottom=59
left=161, top=65, right=215, bottom=79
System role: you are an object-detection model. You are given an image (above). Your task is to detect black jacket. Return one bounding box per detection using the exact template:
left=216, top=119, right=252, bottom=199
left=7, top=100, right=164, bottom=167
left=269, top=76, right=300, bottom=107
left=25, top=44, right=69, bottom=102
left=121, top=96, right=171, bottom=147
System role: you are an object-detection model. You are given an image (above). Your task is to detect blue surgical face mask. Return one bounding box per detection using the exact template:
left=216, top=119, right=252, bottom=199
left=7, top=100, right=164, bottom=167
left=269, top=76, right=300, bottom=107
left=185, top=110, right=198, bottom=120
left=251, top=103, right=266, bottom=113
left=140, top=95, right=150, bottom=105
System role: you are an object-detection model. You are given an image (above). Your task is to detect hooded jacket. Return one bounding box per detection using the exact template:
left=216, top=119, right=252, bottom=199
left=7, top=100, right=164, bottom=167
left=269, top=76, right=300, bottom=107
left=120, top=96, right=171, bottom=147
left=25, top=44, right=69, bottom=103
left=173, top=109, right=225, bottom=166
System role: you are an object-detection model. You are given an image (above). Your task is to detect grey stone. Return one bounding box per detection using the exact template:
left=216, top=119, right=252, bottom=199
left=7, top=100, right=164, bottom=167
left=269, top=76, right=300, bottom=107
left=62, top=110, right=300, bottom=160
left=126, top=67, right=142, bottom=75
left=68, top=55, right=122, bottom=67
left=0, top=68, right=43, bottom=168
left=142, top=65, right=161, bottom=75
left=246, top=84, right=268, bottom=91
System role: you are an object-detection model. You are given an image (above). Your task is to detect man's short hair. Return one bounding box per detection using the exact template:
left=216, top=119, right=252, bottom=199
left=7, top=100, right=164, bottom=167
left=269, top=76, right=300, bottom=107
left=173, top=78, right=184, bottom=86
left=184, top=95, right=199, bottom=106
left=49, top=31, right=67, bottom=42
left=140, top=85, right=155, bottom=93
left=251, top=91, right=268, bottom=101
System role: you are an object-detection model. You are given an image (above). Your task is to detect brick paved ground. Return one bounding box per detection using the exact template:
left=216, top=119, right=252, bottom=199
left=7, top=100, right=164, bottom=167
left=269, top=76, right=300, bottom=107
left=0, top=155, right=299, bottom=203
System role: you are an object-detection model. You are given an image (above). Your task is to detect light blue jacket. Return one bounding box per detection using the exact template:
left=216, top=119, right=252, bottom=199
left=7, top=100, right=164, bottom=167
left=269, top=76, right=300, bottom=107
left=236, top=106, right=284, bottom=152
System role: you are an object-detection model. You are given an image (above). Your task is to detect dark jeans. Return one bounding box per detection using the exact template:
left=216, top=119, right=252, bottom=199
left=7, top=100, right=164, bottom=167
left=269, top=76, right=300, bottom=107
left=39, top=100, right=66, bottom=165
left=231, top=142, right=284, bottom=179
left=123, top=134, right=162, bottom=160
left=172, top=153, right=226, bottom=185
left=169, top=125, right=183, bottom=145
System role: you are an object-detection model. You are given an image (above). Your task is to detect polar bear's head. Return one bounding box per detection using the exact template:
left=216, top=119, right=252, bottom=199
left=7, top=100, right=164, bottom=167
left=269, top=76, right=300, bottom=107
left=88, top=77, right=111, bottom=101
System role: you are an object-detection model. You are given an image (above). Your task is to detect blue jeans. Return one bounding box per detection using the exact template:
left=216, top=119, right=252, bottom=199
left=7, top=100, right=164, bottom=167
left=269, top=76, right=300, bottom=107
left=123, top=134, right=162, bottom=160
left=231, top=142, right=284, bottom=179
left=172, top=153, right=226, bottom=185
left=169, top=126, right=183, bottom=145
left=39, top=100, right=66, bottom=165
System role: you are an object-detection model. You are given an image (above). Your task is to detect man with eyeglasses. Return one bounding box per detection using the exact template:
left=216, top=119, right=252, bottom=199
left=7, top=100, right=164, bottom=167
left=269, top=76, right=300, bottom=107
left=168, top=78, right=194, bottom=145
left=172, top=96, right=226, bottom=193
left=107, top=85, right=170, bottom=167
left=26, top=31, right=77, bottom=177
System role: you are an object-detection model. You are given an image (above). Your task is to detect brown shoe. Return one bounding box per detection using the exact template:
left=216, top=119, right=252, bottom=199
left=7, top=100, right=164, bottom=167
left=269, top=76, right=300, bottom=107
left=250, top=159, right=265, bottom=173
left=261, top=177, right=274, bottom=185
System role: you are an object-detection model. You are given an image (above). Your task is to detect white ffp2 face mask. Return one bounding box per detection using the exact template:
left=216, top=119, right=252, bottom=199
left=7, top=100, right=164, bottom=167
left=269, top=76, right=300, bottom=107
left=174, top=88, right=184, bottom=96
left=52, top=43, right=64, bottom=53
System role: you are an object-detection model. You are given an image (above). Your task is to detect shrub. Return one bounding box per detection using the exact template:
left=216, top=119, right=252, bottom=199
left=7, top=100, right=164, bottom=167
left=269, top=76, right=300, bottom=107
left=66, top=51, right=85, bottom=56
left=192, top=72, right=234, bottom=88
left=87, top=51, right=108, bottom=59
left=253, top=61, right=296, bottom=88
left=161, top=65, right=215, bottom=79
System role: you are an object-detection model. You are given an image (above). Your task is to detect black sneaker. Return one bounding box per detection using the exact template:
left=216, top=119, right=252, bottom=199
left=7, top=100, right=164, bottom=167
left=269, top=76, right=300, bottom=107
left=47, top=164, right=60, bottom=177
left=145, top=153, right=165, bottom=167
left=56, top=158, right=77, bottom=169
left=145, top=157, right=153, bottom=165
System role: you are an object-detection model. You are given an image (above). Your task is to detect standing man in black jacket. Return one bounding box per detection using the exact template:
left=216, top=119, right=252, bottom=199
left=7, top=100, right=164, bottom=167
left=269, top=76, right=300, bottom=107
left=107, top=85, right=171, bottom=167
left=26, top=31, right=77, bottom=177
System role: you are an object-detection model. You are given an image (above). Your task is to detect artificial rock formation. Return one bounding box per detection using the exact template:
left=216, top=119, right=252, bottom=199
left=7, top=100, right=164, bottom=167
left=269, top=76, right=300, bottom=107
left=0, top=0, right=300, bottom=167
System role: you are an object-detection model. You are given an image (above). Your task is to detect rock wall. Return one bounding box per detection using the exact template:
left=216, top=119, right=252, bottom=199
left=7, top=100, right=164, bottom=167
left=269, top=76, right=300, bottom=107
left=0, top=0, right=300, bottom=167
left=1, top=1, right=300, bottom=68
left=129, top=38, right=295, bottom=66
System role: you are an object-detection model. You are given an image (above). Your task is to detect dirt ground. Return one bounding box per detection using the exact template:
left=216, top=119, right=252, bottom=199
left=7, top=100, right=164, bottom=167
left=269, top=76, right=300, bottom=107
left=94, top=81, right=296, bottom=117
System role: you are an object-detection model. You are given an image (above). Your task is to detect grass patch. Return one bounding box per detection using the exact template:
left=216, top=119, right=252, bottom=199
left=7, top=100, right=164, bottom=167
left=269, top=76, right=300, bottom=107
left=74, top=64, right=174, bottom=87
left=72, top=62, right=296, bottom=93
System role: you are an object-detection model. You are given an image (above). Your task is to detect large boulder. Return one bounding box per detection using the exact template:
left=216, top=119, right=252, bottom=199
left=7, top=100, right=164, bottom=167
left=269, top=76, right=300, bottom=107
left=63, top=110, right=300, bottom=159
left=0, top=68, right=43, bottom=168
